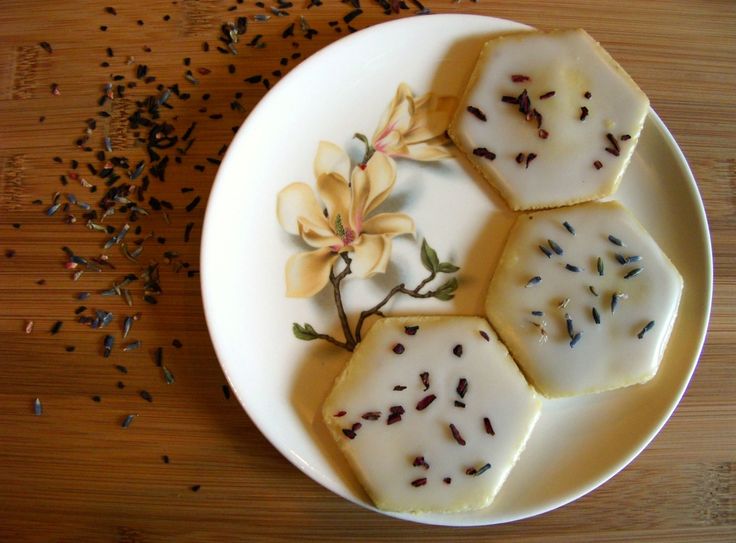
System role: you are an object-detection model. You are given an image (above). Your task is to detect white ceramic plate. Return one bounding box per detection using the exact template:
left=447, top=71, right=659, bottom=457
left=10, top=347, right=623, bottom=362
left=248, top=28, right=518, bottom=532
left=201, top=14, right=712, bottom=526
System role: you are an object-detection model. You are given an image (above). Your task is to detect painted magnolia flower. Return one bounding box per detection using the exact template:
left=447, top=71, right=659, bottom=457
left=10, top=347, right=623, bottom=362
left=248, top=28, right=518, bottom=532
left=371, top=83, right=457, bottom=161
left=277, top=141, right=415, bottom=297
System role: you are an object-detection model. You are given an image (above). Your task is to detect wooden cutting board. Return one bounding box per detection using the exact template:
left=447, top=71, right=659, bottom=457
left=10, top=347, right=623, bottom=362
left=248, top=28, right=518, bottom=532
left=0, top=0, right=733, bottom=540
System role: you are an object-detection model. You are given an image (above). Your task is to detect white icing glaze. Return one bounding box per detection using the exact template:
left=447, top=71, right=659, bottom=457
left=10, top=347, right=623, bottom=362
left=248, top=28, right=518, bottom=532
left=486, top=201, right=683, bottom=398
left=449, top=29, right=649, bottom=210
left=323, top=316, right=541, bottom=513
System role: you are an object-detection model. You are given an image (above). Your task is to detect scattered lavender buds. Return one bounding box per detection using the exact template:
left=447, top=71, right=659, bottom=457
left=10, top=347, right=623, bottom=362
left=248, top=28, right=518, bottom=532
left=412, top=456, right=430, bottom=469
left=565, top=314, right=574, bottom=338
left=452, top=344, right=463, bottom=357
left=611, top=292, right=625, bottom=313
left=416, top=394, right=437, bottom=411
left=608, top=234, right=625, bottom=247
left=466, top=106, right=487, bottom=121
left=34, top=398, right=43, bottom=416
left=473, top=147, right=496, bottom=161
left=471, top=463, right=492, bottom=477
left=121, top=414, right=137, bottom=428
left=548, top=239, right=563, bottom=255
left=411, top=478, right=427, bottom=487
left=563, top=221, right=576, bottom=235
left=123, top=316, right=133, bottom=339
left=479, top=330, right=490, bottom=341
left=539, top=245, right=553, bottom=258
left=123, top=340, right=141, bottom=352
left=605, top=133, right=620, bottom=156
left=420, top=371, right=430, bottom=391
left=483, top=416, right=495, bottom=435
left=597, top=257, right=604, bottom=276
left=592, top=307, right=601, bottom=324
left=387, top=405, right=405, bottom=425
left=565, top=264, right=582, bottom=272
left=637, top=320, right=655, bottom=339
left=569, top=332, right=582, bottom=348
left=103, top=335, right=114, bottom=357
left=449, top=423, right=466, bottom=446
left=624, top=268, right=643, bottom=279
left=456, top=378, right=468, bottom=398
left=526, top=276, right=542, bottom=287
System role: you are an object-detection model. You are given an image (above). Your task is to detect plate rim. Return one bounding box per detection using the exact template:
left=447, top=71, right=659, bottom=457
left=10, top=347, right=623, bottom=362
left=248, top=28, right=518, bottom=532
left=200, top=13, right=714, bottom=527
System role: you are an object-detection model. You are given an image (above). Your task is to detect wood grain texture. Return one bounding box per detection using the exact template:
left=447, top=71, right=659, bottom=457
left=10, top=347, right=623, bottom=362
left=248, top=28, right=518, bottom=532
left=0, top=0, right=734, bottom=541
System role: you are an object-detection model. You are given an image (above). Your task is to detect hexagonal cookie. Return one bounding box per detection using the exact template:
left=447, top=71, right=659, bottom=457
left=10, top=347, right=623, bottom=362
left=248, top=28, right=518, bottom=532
left=448, top=29, right=649, bottom=210
left=322, top=316, right=541, bottom=513
left=485, top=201, right=683, bottom=398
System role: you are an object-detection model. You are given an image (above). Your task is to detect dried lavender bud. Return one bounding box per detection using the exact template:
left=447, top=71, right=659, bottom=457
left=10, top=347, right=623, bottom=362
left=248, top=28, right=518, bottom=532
left=449, top=423, right=466, bottom=446
left=456, top=378, right=468, bottom=399
left=466, top=106, right=487, bottom=121
left=416, top=394, right=436, bottom=411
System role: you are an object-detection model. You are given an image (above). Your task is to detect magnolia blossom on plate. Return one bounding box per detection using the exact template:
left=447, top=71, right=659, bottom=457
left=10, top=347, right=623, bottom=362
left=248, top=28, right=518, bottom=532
left=277, top=141, right=414, bottom=297
left=371, top=83, right=457, bottom=161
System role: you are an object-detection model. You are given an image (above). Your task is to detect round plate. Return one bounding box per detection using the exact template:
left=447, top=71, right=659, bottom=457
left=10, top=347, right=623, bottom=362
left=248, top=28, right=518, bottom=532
left=201, top=14, right=712, bottom=526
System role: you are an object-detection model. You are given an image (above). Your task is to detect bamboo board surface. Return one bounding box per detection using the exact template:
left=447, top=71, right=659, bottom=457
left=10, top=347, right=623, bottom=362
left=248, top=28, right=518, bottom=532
left=0, top=0, right=734, bottom=541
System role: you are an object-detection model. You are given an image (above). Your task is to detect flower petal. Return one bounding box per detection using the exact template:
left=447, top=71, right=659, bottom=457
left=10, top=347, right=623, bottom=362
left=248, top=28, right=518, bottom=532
left=405, top=95, right=457, bottom=144
left=298, top=217, right=342, bottom=249
left=277, top=182, right=330, bottom=235
left=314, top=141, right=350, bottom=182
left=349, top=234, right=392, bottom=278
left=350, top=152, right=397, bottom=230
left=403, top=141, right=454, bottom=161
left=372, top=83, right=414, bottom=145
left=285, top=247, right=339, bottom=297
left=361, top=212, right=415, bottom=237
left=316, top=172, right=351, bottom=227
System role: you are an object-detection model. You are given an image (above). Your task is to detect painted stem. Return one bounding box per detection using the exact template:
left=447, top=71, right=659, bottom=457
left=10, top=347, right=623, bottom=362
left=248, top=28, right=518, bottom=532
left=310, top=332, right=352, bottom=351
left=354, top=271, right=437, bottom=342
left=329, top=253, right=356, bottom=350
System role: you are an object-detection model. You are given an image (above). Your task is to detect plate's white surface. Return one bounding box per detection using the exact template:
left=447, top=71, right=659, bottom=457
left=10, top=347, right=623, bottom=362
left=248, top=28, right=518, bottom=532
left=201, top=14, right=712, bottom=526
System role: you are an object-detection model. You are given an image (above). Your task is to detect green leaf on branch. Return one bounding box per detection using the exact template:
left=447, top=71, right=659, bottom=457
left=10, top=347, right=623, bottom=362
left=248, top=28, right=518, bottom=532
left=293, top=322, right=319, bottom=341
left=353, top=133, right=375, bottom=165
left=420, top=238, right=440, bottom=273
left=433, top=277, right=459, bottom=301
left=437, top=262, right=460, bottom=274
